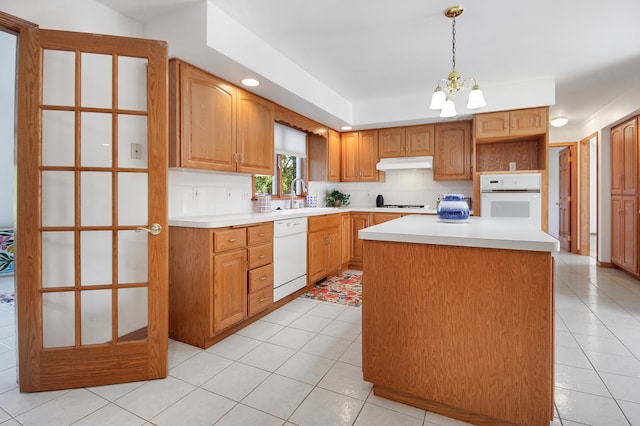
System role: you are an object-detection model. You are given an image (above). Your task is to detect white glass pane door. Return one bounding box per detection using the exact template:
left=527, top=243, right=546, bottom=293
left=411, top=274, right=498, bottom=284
left=40, top=50, right=150, bottom=348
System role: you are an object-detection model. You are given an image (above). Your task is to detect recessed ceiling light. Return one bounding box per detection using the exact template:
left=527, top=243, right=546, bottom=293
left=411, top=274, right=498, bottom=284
left=241, top=78, right=260, bottom=87
left=550, top=116, right=568, bottom=127
left=341, top=126, right=353, bottom=131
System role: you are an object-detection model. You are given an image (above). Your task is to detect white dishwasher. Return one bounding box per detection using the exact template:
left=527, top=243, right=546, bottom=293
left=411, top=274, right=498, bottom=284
left=273, top=217, right=308, bottom=301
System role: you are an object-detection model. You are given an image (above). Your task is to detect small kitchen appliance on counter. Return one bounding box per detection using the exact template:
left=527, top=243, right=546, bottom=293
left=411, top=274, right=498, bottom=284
left=376, top=194, right=384, bottom=207
left=437, top=194, right=470, bottom=222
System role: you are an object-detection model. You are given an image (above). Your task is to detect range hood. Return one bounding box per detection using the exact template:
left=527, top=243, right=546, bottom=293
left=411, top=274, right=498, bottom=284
left=376, top=156, right=433, bottom=171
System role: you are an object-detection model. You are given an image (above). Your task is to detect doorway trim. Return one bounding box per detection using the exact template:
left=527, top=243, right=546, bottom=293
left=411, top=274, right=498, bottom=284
left=550, top=142, right=578, bottom=254
left=579, top=133, right=597, bottom=258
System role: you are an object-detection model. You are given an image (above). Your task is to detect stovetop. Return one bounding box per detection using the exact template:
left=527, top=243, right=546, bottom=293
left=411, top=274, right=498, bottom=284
left=380, top=204, right=425, bottom=209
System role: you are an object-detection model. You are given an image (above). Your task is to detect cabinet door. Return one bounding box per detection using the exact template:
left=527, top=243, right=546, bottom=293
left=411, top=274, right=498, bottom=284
left=622, top=197, right=638, bottom=274
left=434, top=122, right=472, bottom=181
left=510, top=107, right=548, bottom=137
left=621, top=118, right=638, bottom=195
left=373, top=213, right=402, bottom=225
left=611, top=125, right=624, bottom=195
left=179, top=62, right=237, bottom=171
left=474, top=111, right=509, bottom=139
left=341, top=132, right=359, bottom=182
left=326, top=227, right=342, bottom=275
left=237, top=89, right=274, bottom=175
left=406, top=125, right=434, bottom=156
left=213, top=250, right=247, bottom=333
left=341, top=214, right=351, bottom=265
left=328, top=129, right=341, bottom=181
left=378, top=127, right=405, bottom=158
left=611, top=196, right=623, bottom=265
left=308, top=230, right=328, bottom=284
left=350, top=214, right=370, bottom=265
left=359, top=130, right=379, bottom=182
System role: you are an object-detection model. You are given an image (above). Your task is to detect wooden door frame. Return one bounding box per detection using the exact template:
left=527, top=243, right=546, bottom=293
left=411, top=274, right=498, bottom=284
left=579, top=133, right=597, bottom=258
left=550, top=142, right=578, bottom=253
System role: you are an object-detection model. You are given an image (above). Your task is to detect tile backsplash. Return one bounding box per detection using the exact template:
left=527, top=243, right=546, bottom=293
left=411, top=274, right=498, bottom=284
left=168, top=168, right=473, bottom=217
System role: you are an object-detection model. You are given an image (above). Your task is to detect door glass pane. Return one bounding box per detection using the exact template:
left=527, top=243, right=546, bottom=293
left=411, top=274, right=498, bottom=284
left=42, top=110, right=75, bottom=167
left=118, top=173, right=147, bottom=226
left=81, top=290, right=112, bottom=345
left=80, top=231, right=112, bottom=286
left=118, top=56, right=147, bottom=111
left=42, top=231, right=75, bottom=288
left=118, top=114, right=148, bottom=169
left=43, top=292, right=75, bottom=348
left=42, top=171, right=75, bottom=227
left=42, top=50, right=75, bottom=107
left=118, top=287, right=147, bottom=341
left=118, top=230, right=148, bottom=284
left=81, top=172, right=112, bottom=226
left=81, top=53, right=112, bottom=108
left=81, top=112, right=112, bottom=167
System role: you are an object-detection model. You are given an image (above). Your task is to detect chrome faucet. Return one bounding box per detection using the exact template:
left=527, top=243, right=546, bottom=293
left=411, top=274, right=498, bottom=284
left=290, top=178, right=307, bottom=208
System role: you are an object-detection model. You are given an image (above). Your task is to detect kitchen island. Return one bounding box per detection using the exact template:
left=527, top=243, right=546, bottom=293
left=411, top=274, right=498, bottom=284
left=359, top=215, right=559, bottom=426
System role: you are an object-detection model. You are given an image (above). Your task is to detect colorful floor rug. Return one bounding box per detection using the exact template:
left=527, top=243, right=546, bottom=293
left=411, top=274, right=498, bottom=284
left=0, top=293, right=14, bottom=307
left=303, top=272, right=362, bottom=307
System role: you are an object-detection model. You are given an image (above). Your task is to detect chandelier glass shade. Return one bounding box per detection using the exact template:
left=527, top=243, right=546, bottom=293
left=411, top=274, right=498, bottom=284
left=429, top=6, right=486, bottom=118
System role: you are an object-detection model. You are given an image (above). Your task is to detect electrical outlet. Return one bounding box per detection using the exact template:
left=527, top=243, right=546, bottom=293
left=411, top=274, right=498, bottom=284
left=226, top=188, right=232, bottom=200
left=192, top=187, right=199, bottom=200
left=509, top=162, right=516, bottom=171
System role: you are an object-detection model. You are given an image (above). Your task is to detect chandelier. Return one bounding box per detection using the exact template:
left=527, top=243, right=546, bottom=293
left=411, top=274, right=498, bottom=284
left=429, top=5, right=486, bottom=118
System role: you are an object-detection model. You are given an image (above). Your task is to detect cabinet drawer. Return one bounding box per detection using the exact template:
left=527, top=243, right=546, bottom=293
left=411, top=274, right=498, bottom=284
left=248, top=264, right=273, bottom=292
left=248, top=242, right=273, bottom=269
left=308, top=214, right=341, bottom=233
left=248, top=223, right=273, bottom=245
left=248, top=286, right=273, bottom=316
left=214, top=228, right=247, bottom=252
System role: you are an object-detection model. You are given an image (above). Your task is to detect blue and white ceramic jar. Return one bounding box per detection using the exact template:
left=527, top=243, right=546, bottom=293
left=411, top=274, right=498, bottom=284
left=437, top=194, right=470, bottom=222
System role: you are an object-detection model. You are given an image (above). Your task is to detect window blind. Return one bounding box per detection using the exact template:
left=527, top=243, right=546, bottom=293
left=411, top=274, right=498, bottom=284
left=274, top=122, right=306, bottom=158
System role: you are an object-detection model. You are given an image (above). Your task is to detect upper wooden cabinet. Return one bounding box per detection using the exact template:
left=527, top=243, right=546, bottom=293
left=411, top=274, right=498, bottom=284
left=341, top=130, right=380, bottom=182
left=309, top=129, right=341, bottom=182
left=378, top=125, right=434, bottom=158
left=236, top=89, right=274, bottom=175
left=474, top=107, right=548, bottom=140
left=169, top=58, right=274, bottom=175
left=611, top=117, right=638, bottom=195
left=434, top=121, right=472, bottom=181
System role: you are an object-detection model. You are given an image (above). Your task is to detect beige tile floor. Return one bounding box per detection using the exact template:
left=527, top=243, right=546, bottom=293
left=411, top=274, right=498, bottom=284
left=0, top=250, right=638, bottom=425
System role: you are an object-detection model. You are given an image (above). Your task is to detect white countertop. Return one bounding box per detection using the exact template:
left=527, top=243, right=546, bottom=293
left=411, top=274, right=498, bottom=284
left=358, top=215, right=559, bottom=252
left=168, top=206, right=437, bottom=228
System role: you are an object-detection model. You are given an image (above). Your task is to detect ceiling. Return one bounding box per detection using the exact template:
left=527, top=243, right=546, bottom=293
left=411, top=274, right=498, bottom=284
left=98, top=0, right=640, bottom=133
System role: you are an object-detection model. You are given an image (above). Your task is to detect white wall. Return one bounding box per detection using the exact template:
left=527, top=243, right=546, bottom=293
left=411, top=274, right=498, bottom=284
left=590, top=137, right=597, bottom=234
left=0, top=31, right=16, bottom=228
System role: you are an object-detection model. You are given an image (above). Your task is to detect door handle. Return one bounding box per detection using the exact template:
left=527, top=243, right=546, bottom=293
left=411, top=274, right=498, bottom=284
left=136, top=223, right=162, bottom=236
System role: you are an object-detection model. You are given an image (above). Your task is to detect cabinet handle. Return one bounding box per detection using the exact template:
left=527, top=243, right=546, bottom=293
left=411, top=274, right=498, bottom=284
left=228, top=238, right=238, bottom=242
left=259, top=255, right=266, bottom=259
left=259, top=296, right=266, bottom=302
left=260, top=276, right=267, bottom=281
left=259, top=232, right=265, bottom=237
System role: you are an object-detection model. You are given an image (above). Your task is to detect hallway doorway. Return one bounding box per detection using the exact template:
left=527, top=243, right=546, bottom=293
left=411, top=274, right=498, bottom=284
left=0, top=28, right=17, bottom=375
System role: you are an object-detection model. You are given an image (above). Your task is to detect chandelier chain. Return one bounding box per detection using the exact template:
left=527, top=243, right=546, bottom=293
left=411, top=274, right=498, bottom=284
left=451, top=17, right=457, bottom=71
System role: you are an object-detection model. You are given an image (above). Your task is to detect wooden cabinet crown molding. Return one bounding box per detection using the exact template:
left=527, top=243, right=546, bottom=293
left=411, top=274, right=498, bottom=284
left=274, top=104, right=328, bottom=137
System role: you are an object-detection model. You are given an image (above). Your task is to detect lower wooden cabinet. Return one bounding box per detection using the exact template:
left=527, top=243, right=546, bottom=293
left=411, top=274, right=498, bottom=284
left=611, top=196, right=638, bottom=276
left=169, top=222, right=273, bottom=348
left=341, top=213, right=351, bottom=266
left=349, top=213, right=371, bottom=268
left=308, top=215, right=342, bottom=285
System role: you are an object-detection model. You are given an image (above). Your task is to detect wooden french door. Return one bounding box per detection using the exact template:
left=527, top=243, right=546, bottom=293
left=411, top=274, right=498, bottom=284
left=558, top=147, right=571, bottom=251
left=16, top=27, right=168, bottom=391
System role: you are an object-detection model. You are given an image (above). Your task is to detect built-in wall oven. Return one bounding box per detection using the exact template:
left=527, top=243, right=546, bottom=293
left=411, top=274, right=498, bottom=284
left=480, top=173, right=542, bottom=228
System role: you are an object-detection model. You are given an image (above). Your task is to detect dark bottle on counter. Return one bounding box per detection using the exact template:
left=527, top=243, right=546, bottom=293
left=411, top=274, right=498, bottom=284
left=376, top=194, right=384, bottom=207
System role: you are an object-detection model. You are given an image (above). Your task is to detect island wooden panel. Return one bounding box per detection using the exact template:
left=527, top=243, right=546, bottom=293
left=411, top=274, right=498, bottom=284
left=362, top=241, right=553, bottom=426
